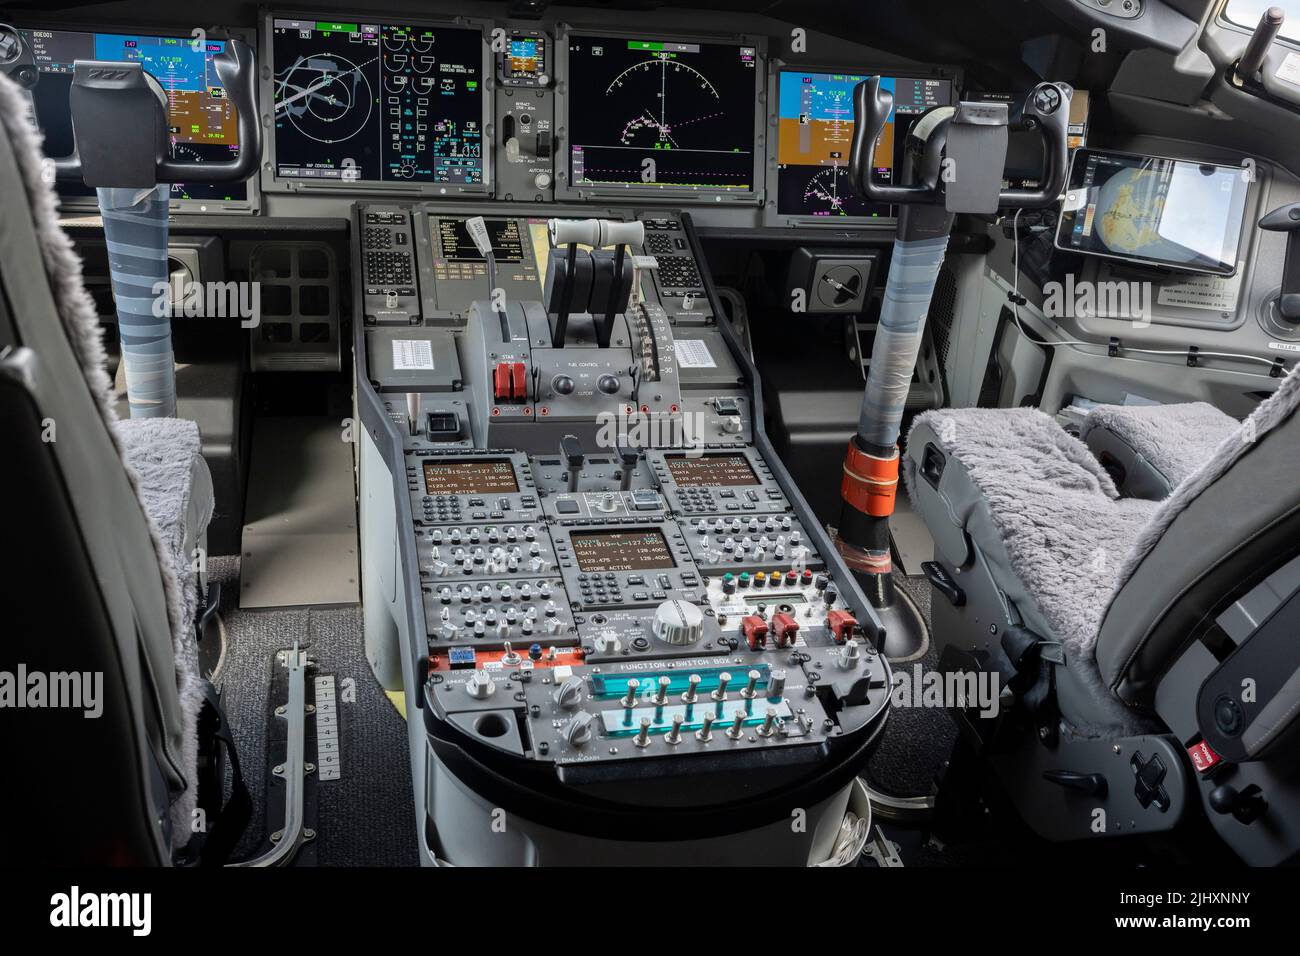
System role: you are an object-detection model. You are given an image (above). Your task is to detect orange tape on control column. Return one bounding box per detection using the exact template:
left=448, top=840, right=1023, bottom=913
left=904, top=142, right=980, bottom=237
left=840, top=442, right=899, bottom=518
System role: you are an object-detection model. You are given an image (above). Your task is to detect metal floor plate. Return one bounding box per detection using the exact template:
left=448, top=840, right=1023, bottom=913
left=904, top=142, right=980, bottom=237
left=240, top=417, right=359, bottom=609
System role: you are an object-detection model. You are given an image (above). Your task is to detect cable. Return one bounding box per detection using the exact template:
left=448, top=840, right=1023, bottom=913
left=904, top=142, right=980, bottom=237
left=814, top=787, right=873, bottom=866
left=1007, top=208, right=1285, bottom=371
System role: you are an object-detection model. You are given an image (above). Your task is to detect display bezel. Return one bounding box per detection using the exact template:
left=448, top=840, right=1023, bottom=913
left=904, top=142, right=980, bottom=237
left=569, top=527, right=678, bottom=572
left=421, top=458, right=520, bottom=496
left=554, top=23, right=766, bottom=205
left=260, top=10, right=494, bottom=197
left=12, top=19, right=261, bottom=215
left=1054, top=147, right=1251, bottom=277
left=763, top=58, right=959, bottom=229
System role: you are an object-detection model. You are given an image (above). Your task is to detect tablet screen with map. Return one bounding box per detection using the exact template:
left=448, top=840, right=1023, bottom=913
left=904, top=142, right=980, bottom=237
left=1056, top=148, right=1249, bottom=276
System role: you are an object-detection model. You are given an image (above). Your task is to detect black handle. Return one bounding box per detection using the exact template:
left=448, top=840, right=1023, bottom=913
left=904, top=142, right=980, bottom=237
left=1260, top=203, right=1300, bottom=321
left=1042, top=769, right=1108, bottom=796
left=160, top=39, right=260, bottom=183
left=848, top=76, right=1071, bottom=210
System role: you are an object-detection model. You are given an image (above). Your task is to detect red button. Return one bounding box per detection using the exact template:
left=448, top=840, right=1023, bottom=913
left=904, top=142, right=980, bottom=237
left=1187, top=740, right=1222, bottom=774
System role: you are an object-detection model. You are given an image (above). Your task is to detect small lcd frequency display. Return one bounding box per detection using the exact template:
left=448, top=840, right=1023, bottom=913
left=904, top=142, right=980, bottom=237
left=422, top=460, right=519, bottom=495
left=666, top=453, right=759, bottom=486
left=571, top=530, right=676, bottom=572
left=566, top=34, right=759, bottom=193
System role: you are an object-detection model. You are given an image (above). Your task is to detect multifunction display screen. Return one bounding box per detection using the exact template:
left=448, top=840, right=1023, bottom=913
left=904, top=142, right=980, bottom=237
left=422, top=460, right=519, bottom=495
left=436, top=217, right=525, bottom=262
left=271, top=17, right=484, bottom=185
left=776, top=71, right=951, bottom=218
left=566, top=34, right=758, bottom=192
left=571, top=530, right=676, bottom=572
left=665, top=453, right=759, bottom=486
left=21, top=28, right=244, bottom=202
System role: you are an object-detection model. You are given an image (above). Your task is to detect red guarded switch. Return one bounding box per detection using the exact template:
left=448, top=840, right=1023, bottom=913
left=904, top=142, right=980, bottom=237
left=509, top=361, right=527, bottom=401
left=827, top=610, right=858, bottom=644
left=492, top=362, right=512, bottom=403
left=493, top=361, right=528, bottom=403
left=741, top=615, right=769, bottom=650
left=771, top=611, right=799, bottom=647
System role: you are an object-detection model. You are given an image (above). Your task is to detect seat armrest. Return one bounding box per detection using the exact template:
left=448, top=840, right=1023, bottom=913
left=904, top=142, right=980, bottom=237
left=1081, top=402, right=1238, bottom=499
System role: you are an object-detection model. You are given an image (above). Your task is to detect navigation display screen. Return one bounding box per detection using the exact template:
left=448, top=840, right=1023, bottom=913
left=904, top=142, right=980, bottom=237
left=422, top=460, right=518, bottom=495
left=21, top=28, right=244, bottom=202
left=270, top=17, right=485, bottom=185
left=566, top=34, right=759, bottom=193
left=436, top=218, right=524, bottom=262
left=666, top=453, right=759, bottom=486
left=776, top=71, right=951, bottom=219
left=1055, top=149, right=1249, bottom=276
left=571, top=529, right=676, bottom=572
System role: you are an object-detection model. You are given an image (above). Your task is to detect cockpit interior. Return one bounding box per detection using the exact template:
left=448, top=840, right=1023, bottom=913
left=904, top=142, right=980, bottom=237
left=3, top=0, right=1300, bottom=897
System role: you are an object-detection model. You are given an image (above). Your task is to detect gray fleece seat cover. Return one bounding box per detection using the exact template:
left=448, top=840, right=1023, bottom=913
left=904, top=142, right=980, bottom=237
left=905, top=370, right=1300, bottom=734
left=1080, top=402, right=1239, bottom=499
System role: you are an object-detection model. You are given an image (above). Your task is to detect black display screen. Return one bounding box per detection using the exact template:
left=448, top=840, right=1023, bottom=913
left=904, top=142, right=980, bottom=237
left=270, top=17, right=484, bottom=185
left=436, top=217, right=524, bottom=262
left=571, top=529, right=676, bottom=572
left=775, top=71, right=951, bottom=219
left=20, top=28, right=245, bottom=202
left=422, top=460, right=518, bottom=495
left=566, top=34, right=758, bottom=192
left=666, top=453, right=759, bottom=486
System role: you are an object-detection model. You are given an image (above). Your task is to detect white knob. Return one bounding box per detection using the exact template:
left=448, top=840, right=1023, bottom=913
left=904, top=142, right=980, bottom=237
left=652, top=600, right=704, bottom=646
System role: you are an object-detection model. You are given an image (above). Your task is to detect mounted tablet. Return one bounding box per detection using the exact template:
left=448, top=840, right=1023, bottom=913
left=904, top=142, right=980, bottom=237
left=1055, top=148, right=1250, bottom=276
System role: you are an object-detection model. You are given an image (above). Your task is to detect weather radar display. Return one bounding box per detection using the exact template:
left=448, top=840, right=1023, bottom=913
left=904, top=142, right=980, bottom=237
left=566, top=35, right=759, bottom=192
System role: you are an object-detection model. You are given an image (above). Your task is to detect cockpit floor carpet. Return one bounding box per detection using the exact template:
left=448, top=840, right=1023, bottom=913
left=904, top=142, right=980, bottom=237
left=210, top=556, right=419, bottom=866
left=862, top=571, right=957, bottom=800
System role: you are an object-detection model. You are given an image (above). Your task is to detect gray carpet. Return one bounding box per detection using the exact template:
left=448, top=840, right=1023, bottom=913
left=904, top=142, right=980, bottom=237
left=863, top=571, right=958, bottom=799
left=210, top=556, right=419, bottom=866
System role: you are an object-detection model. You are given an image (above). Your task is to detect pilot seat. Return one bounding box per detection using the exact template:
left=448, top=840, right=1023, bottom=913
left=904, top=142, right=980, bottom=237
left=906, top=374, right=1300, bottom=863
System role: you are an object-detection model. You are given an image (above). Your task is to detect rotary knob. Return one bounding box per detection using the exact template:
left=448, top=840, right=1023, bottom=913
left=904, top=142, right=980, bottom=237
left=652, top=600, right=704, bottom=646
left=597, top=373, right=621, bottom=394
left=465, top=669, right=496, bottom=699
left=551, top=374, right=575, bottom=395
left=553, top=676, right=584, bottom=709
left=564, top=711, right=596, bottom=747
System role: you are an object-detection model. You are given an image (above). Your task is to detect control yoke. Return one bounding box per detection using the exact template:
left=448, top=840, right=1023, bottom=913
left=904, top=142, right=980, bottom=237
left=54, top=38, right=260, bottom=187
left=848, top=76, right=1071, bottom=211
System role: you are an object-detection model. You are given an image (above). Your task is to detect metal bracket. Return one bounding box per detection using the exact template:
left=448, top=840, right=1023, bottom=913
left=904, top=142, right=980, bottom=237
left=229, top=645, right=312, bottom=867
left=862, top=825, right=905, bottom=867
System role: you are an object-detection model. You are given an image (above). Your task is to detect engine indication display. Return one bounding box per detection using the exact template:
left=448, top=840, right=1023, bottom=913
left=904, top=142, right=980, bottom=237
left=666, top=453, right=759, bottom=486
left=775, top=70, right=951, bottom=219
left=571, top=529, right=676, bottom=572
left=436, top=217, right=525, bottom=262
left=21, top=28, right=244, bottom=202
left=270, top=17, right=485, bottom=186
left=423, top=460, right=519, bottom=495
left=566, top=34, right=759, bottom=192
